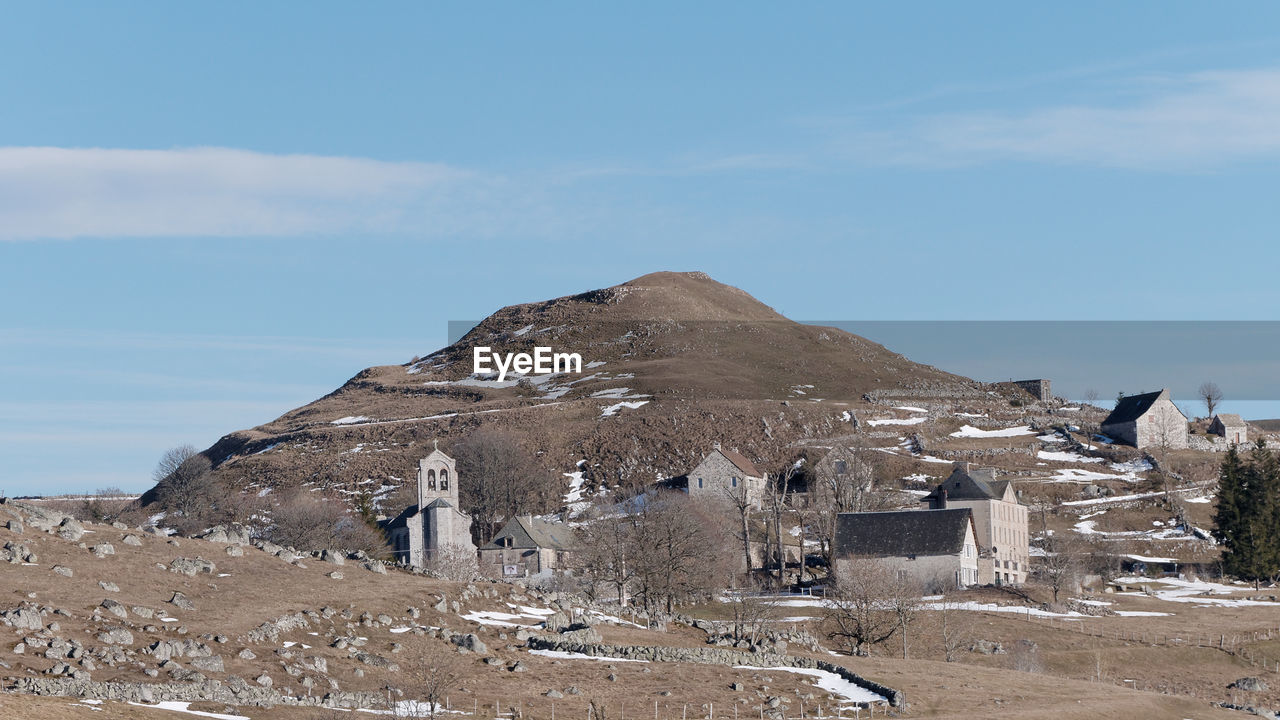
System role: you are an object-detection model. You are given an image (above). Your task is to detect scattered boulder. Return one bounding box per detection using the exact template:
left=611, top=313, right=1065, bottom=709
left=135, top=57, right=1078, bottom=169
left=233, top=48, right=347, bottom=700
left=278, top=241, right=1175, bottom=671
left=90, top=543, right=115, bottom=558
left=99, top=581, right=120, bottom=593
left=1232, top=677, right=1269, bottom=692
left=225, top=546, right=243, bottom=558
left=189, top=655, right=225, bottom=673
left=122, top=534, right=143, bottom=547
left=100, top=600, right=128, bottom=619
left=546, top=689, right=564, bottom=699
left=97, top=628, right=134, bottom=646
left=169, top=557, right=216, bottom=577
left=169, top=592, right=195, bottom=611
left=56, top=518, right=85, bottom=542
left=970, top=639, right=1005, bottom=655
left=51, top=565, right=73, bottom=578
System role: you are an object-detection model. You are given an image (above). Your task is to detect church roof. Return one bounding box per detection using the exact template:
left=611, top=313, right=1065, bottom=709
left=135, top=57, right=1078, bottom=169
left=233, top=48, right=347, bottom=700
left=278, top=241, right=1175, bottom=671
left=1213, top=413, right=1246, bottom=427
left=480, top=516, right=575, bottom=551
left=835, top=509, right=974, bottom=559
left=382, top=504, right=419, bottom=530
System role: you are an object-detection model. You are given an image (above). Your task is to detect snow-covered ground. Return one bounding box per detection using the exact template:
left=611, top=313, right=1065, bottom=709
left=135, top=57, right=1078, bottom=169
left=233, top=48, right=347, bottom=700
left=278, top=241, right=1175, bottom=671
left=127, top=702, right=249, bottom=720
left=733, top=666, right=886, bottom=705
left=1114, top=576, right=1280, bottom=608
left=950, top=425, right=1034, bottom=438
left=867, top=416, right=927, bottom=426
left=600, top=400, right=649, bottom=417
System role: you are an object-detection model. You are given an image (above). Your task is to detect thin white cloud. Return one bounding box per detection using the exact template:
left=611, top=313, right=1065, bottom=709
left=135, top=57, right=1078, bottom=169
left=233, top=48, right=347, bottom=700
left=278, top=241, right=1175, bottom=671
left=852, top=68, right=1280, bottom=170
left=0, top=146, right=509, bottom=239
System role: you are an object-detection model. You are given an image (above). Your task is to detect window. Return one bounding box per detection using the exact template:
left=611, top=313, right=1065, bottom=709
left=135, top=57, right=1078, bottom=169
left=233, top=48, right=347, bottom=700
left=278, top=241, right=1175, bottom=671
left=697, top=477, right=703, bottom=488
left=440, top=469, right=449, bottom=491
left=731, top=477, right=738, bottom=487
left=427, top=469, right=436, bottom=490
left=834, top=460, right=847, bottom=475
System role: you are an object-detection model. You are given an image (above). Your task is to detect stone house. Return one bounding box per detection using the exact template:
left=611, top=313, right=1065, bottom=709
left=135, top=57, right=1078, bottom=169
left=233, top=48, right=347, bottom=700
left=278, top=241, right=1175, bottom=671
left=920, top=463, right=1028, bottom=585
left=685, top=444, right=767, bottom=508
left=833, top=509, right=979, bottom=590
left=384, top=443, right=476, bottom=569
left=1209, top=414, right=1248, bottom=445
left=477, top=515, right=575, bottom=580
left=1100, top=389, right=1188, bottom=450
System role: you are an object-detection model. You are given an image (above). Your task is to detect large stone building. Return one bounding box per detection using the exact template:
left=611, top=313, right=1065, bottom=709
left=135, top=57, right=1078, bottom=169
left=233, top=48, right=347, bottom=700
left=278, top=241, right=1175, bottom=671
left=478, top=515, right=575, bottom=580
left=385, top=443, right=476, bottom=569
left=1209, top=413, right=1248, bottom=445
left=1100, top=389, right=1188, bottom=450
left=920, top=463, right=1028, bottom=585
left=685, top=444, right=767, bottom=508
left=833, top=509, right=979, bottom=590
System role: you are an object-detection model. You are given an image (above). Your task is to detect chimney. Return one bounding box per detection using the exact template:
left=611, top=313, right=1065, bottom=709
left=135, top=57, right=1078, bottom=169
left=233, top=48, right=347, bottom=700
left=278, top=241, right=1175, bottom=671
left=953, top=461, right=970, bottom=474
left=938, top=488, right=948, bottom=510
left=713, top=442, right=722, bottom=451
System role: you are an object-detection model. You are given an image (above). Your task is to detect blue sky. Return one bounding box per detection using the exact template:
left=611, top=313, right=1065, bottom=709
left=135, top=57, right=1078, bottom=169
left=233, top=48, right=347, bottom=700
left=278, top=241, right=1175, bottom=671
left=4, top=3, right=1280, bottom=495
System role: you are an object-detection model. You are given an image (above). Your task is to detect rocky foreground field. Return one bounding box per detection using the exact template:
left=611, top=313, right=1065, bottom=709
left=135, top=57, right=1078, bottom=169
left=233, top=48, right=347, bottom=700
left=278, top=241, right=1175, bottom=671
left=3, top=496, right=1274, bottom=720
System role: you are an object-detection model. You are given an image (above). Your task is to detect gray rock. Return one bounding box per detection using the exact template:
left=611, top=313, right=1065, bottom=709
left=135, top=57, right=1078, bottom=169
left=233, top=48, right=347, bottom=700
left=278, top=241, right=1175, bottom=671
left=7, top=520, right=24, bottom=533
left=99, top=581, right=120, bottom=593
left=169, top=592, right=195, bottom=611
left=255, top=673, right=273, bottom=687
left=57, top=518, right=85, bottom=541
left=509, top=662, right=526, bottom=672
left=189, top=655, right=225, bottom=673
left=52, top=565, right=73, bottom=577
left=100, top=599, right=128, bottom=619
left=169, top=557, right=216, bottom=577
left=1232, top=677, right=1269, bottom=692
left=225, top=545, right=243, bottom=557
left=122, top=534, right=143, bottom=546
left=546, top=689, right=564, bottom=699
left=237, top=648, right=256, bottom=660
left=97, top=628, right=134, bottom=646
left=91, top=543, right=115, bottom=557
left=132, top=606, right=155, bottom=619
left=322, top=549, right=345, bottom=565
left=328, top=571, right=343, bottom=580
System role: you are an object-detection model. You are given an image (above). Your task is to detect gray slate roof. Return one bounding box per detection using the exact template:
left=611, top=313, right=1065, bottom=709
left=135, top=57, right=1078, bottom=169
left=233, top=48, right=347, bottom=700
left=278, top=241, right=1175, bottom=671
left=480, top=516, right=575, bottom=551
left=922, top=465, right=1010, bottom=503
left=1102, top=390, right=1166, bottom=426
left=834, top=509, right=974, bottom=558
left=1214, top=413, right=1246, bottom=426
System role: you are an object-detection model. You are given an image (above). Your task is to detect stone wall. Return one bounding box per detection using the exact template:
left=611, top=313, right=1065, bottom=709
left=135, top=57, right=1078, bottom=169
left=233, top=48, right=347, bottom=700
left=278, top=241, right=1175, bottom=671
left=4, top=676, right=383, bottom=709
left=525, top=636, right=903, bottom=707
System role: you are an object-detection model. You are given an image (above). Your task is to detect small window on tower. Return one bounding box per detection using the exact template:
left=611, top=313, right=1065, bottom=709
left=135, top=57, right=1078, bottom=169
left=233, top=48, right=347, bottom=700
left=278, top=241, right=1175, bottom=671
left=440, top=469, right=449, bottom=490
left=427, top=469, right=436, bottom=490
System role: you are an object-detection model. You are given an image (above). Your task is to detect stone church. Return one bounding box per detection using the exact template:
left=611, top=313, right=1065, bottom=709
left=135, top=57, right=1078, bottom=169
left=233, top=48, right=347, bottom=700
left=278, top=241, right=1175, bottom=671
left=385, top=442, right=476, bottom=569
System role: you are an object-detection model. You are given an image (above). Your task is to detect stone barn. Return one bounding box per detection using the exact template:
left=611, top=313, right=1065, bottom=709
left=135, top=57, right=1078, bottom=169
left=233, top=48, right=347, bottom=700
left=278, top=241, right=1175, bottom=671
left=833, top=509, right=979, bottom=590
left=684, top=444, right=767, bottom=508
left=384, top=442, right=476, bottom=569
left=1209, top=414, right=1248, bottom=445
left=1100, top=389, right=1188, bottom=450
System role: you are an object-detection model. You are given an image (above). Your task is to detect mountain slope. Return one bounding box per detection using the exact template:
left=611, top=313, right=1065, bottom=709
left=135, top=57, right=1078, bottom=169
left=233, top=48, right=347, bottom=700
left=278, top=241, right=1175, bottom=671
left=198, top=271, right=978, bottom=505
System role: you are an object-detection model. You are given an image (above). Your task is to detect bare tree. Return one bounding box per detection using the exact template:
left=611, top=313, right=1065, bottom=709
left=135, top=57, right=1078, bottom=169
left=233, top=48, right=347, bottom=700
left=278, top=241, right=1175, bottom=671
left=724, top=581, right=780, bottom=647
left=425, top=543, right=479, bottom=582
left=629, top=490, right=735, bottom=614
left=152, top=445, right=216, bottom=529
left=394, top=642, right=464, bottom=720
left=937, top=601, right=975, bottom=662
left=454, top=429, right=555, bottom=543
left=1035, top=510, right=1080, bottom=603
left=766, top=462, right=802, bottom=586
left=811, top=440, right=891, bottom=567
left=80, top=486, right=134, bottom=524
left=721, top=478, right=756, bottom=581
left=1199, top=381, right=1223, bottom=419
left=825, top=557, right=918, bottom=656
left=1081, top=389, right=1101, bottom=449
left=269, top=491, right=387, bottom=555
left=578, top=509, right=638, bottom=606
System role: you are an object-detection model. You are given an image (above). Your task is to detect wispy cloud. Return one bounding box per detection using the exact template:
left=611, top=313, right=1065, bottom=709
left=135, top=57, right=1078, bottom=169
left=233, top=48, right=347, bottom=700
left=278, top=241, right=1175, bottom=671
left=847, top=68, right=1280, bottom=170
left=0, top=146, right=532, bottom=240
